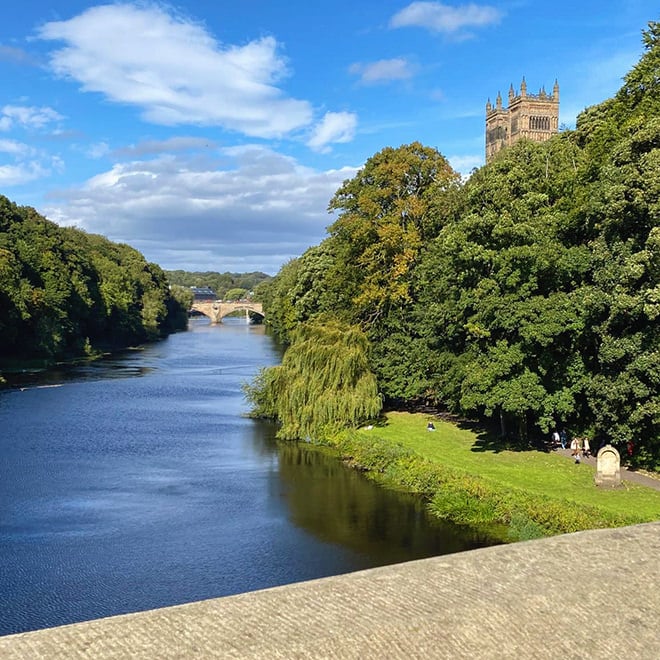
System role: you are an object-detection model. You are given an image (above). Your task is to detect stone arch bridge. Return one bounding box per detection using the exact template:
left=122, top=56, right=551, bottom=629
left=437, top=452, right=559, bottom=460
left=190, top=300, right=264, bottom=324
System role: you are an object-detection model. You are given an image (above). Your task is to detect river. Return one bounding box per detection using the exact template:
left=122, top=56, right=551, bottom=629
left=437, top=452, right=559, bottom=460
left=0, top=318, right=492, bottom=636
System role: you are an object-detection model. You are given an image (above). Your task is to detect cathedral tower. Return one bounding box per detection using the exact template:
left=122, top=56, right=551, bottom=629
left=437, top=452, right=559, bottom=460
left=486, top=78, right=559, bottom=163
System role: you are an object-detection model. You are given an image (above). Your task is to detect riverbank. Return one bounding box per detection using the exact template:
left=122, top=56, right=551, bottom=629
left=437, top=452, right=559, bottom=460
left=0, top=343, right=165, bottom=389
left=322, top=412, right=660, bottom=541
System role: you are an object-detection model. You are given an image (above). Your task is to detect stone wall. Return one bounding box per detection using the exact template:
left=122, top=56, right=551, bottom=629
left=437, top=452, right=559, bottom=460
left=1, top=522, right=658, bottom=659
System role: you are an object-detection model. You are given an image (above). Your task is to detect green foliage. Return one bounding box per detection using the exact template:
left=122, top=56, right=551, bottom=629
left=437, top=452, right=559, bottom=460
left=327, top=141, right=460, bottom=324
left=224, top=287, right=247, bottom=300
left=244, top=321, right=382, bottom=440
left=250, top=24, right=660, bottom=466
left=428, top=476, right=631, bottom=538
left=414, top=137, right=593, bottom=439
left=0, top=195, right=188, bottom=369
left=259, top=242, right=344, bottom=343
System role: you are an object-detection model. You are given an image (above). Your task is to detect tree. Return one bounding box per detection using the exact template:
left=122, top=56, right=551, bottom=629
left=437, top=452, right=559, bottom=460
left=225, top=287, right=247, bottom=300
left=415, top=138, right=591, bottom=439
left=0, top=194, right=188, bottom=369
left=259, top=242, right=341, bottom=343
left=245, top=321, right=382, bottom=440
left=326, top=142, right=459, bottom=324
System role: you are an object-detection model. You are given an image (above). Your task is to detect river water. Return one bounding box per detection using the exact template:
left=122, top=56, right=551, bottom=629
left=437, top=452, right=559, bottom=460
left=0, top=318, right=492, bottom=636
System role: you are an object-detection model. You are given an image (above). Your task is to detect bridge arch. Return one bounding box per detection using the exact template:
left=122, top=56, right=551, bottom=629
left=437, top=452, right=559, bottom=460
left=190, top=301, right=265, bottom=324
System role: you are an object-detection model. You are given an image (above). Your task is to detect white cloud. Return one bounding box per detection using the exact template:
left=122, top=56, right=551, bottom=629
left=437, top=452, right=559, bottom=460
left=448, top=153, right=483, bottom=177
left=42, top=145, right=357, bottom=273
left=0, top=105, right=64, bottom=131
left=0, top=137, right=63, bottom=186
left=0, top=138, right=36, bottom=157
left=37, top=4, right=313, bottom=138
left=307, top=112, right=357, bottom=152
left=390, top=2, right=502, bottom=35
left=0, top=161, right=50, bottom=186
left=349, top=58, right=415, bottom=84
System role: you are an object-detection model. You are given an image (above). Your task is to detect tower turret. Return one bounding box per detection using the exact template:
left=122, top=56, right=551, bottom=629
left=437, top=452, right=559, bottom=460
left=485, top=76, right=559, bottom=163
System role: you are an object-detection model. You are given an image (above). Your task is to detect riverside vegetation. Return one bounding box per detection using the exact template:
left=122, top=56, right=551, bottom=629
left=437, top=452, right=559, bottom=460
left=331, top=413, right=660, bottom=541
left=246, top=22, right=660, bottom=538
left=0, top=196, right=190, bottom=383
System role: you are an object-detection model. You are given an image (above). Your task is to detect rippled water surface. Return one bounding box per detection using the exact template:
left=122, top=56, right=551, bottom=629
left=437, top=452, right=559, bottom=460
left=0, top=319, right=491, bottom=636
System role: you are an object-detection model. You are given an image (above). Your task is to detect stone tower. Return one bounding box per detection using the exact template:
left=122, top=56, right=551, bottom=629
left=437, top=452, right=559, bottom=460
left=485, top=78, right=559, bottom=163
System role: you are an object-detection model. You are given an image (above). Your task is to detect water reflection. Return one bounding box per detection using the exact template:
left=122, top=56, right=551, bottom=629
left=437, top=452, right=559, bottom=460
left=276, top=442, right=495, bottom=562
left=2, top=351, right=155, bottom=389
left=243, top=418, right=495, bottom=563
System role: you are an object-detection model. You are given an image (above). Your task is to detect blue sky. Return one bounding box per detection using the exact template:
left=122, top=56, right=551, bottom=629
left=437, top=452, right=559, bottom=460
left=1, top=1, right=657, bottom=274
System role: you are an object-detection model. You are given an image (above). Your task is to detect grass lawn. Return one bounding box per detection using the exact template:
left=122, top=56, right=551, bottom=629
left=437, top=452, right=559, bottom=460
left=358, top=412, right=660, bottom=523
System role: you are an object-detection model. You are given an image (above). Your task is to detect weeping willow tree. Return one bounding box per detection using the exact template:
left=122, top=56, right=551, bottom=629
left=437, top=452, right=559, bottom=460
left=244, top=321, right=382, bottom=440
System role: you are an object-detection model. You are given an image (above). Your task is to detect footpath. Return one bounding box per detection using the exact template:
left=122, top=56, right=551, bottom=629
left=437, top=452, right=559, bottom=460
left=553, top=446, right=660, bottom=491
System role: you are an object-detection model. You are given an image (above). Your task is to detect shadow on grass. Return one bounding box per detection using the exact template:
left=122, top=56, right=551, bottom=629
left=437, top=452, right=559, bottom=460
left=383, top=402, right=554, bottom=454
left=456, top=421, right=554, bottom=454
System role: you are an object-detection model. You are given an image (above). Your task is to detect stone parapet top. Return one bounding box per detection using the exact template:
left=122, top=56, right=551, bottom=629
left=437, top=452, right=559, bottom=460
left=1, top=522, right=659, bottom=659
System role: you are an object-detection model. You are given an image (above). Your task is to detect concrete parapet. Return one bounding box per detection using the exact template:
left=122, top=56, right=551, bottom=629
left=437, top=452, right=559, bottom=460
left=1, top=522, right=659, bottom=658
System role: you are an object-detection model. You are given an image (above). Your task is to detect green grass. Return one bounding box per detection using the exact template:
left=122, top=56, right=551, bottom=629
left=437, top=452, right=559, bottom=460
left=321, top=411, right=660, bottom=540
left=362, top=412, right=660, bottom=522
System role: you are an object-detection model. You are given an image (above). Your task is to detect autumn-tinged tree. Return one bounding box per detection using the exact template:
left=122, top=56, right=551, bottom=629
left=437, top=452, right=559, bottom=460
left=327, top=142, right=459, bottom=324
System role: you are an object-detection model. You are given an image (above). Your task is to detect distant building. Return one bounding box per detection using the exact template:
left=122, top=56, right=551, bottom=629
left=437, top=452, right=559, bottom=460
left=190, top=286, right=217, bottom=301
left=485, top=78, right=559, bottom=163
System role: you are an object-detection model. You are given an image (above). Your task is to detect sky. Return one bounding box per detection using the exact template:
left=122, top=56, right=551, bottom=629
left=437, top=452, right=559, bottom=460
left=1, top=1, right=658, bottom=275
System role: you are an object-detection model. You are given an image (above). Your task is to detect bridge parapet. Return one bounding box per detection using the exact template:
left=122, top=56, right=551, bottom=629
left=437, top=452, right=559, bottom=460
left=190, top=301, right=264, bottom=324
left=1, top=522, right=658, bottom=658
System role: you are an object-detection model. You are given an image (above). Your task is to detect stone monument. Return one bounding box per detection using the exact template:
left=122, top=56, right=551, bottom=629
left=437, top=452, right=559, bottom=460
left=595, top=444, right=621, bottom=487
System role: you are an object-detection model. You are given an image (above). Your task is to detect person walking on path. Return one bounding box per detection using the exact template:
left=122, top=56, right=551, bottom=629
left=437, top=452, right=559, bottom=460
left=570, top=437, right=581, bottom=464
left=552, top=430, right=561, bottom=448
left=583, top=437, right=591, bottom=458
left=559, top=429, right=567, bottom=450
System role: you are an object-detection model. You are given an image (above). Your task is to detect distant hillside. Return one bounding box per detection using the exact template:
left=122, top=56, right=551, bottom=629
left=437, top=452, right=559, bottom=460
left=166, top=270, right=271, bottom=300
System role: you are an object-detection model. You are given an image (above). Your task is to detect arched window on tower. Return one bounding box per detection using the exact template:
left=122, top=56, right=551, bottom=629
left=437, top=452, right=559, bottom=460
left=530, top=116, right=551, bottom=131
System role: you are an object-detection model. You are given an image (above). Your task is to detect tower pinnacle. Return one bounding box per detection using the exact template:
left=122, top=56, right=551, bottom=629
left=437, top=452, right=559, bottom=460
left=485, top=76, right=559, bottom=163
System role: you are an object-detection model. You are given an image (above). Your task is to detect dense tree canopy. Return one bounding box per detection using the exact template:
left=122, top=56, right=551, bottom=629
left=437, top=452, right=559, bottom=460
left=0, top=196, right=188, bottom=373
left=249, top=23, right=660, bottom=466
left=326, top=141, right=460, bottom=324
